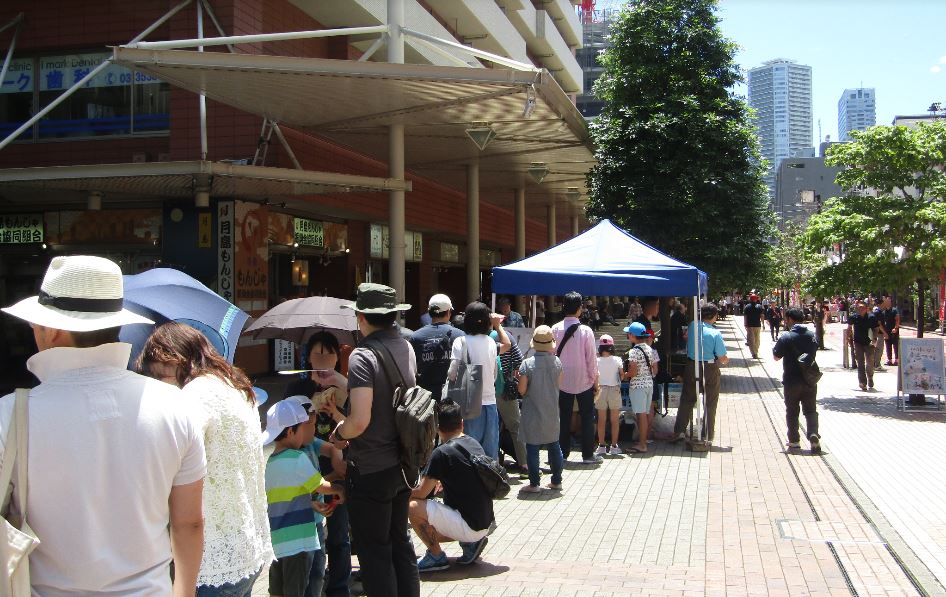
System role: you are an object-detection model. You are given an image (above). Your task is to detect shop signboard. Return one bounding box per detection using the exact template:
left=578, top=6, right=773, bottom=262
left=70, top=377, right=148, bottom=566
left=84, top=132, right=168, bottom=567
left=217, top=201, right=234, bottom=303
left=234, top=201, right=269, bottom=310
left=369, top=223, right=421, bottom=261
left=274, top=339, right=295, bottom=371
left=0, top=58, right=33, bottom=94
left=440, top=242, right=460, bottom=263
left=898, top=338, right=946, bottom=395
left=294, top=217, right=324, bottom=247
left=0, top=213, right=43, bottom=244
left=44, top=210, right=159, bottom=244
left=38, top=52, right=159, bottom=91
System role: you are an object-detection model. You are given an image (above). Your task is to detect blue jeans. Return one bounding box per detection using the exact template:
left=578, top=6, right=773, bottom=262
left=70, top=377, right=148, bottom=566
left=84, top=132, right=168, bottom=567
left=464, top=403, right=499, bottom=460
left=526, top=442, right=563, bottom=487
left=305, top=523, right=327, bottom=597
left=196, top=566, right=261, bottom=597
left=325, top=502, right=351, bottom=597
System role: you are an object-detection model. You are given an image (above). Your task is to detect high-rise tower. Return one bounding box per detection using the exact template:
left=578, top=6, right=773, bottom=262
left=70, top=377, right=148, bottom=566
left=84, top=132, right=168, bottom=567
left=838, top=87, right=876, bottom=141
left=748, top=59, right=814, bottom=201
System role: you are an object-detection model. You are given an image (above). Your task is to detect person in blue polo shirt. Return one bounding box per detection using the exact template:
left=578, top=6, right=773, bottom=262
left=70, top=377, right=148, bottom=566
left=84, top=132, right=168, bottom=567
left=672, top=303, right=729, bottom=444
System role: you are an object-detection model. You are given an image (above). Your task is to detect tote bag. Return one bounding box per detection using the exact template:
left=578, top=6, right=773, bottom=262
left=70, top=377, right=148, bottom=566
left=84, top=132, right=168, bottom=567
left=0, top=389, right=40, bottom=596
left=444, top=337, right=484, bottom=419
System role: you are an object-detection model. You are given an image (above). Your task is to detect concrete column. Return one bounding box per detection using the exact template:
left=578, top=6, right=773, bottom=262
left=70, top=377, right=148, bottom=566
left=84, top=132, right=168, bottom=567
left=387, top=0, right=406, bottom=300
left=547, top=202, right=556, bottom=247
left=515, top=186, right=526, bottom=260
left=467, top=161, right=480, bottom=304
left=571, top=214, right=579, bottom=237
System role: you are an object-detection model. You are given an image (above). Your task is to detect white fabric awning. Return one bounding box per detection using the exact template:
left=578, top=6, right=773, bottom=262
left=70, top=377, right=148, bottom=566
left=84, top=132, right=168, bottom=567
left=111, top=47, right=594, bottom=217
left=0, top=160, right=409, bottom=208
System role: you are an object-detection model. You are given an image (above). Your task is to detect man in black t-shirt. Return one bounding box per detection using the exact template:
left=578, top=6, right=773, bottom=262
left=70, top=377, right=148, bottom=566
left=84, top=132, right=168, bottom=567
left=773, top=308, right=821, bottom=453
left=409, top=293, right=465, bottom=401
left=880, top=296, right=901, bottom=365
left=743, top=294, right=765, bottom=358
left=847, top=300, right=887, bottom=391
left=409, top=400, right=495, bottom=572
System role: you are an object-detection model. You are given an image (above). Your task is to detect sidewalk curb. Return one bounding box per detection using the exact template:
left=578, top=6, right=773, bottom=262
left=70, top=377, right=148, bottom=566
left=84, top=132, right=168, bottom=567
left=726, top=318, right=946, bottom=597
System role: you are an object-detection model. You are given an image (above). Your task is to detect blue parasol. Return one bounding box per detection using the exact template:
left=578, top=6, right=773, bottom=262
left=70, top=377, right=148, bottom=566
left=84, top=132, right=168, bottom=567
left=119, top=268, right=249, bottom=365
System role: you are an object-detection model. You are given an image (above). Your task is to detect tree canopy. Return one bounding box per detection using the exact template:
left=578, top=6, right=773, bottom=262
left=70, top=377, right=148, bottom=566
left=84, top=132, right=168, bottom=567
left=804, top=122, right=946, bottom=300
left=585, top=0, right=774, bottom=294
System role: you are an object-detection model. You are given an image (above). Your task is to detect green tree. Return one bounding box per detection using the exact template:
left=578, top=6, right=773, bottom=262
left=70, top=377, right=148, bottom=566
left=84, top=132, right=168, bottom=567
left=804, top=121, right=946, bottom=337
left=769, top=222, right=825, bottom=303
left=586, top=0, right=774, bottom=294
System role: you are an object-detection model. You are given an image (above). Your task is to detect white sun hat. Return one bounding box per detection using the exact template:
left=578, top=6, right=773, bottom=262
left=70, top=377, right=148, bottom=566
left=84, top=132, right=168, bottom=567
left=2, top=255, right=153, bottom=332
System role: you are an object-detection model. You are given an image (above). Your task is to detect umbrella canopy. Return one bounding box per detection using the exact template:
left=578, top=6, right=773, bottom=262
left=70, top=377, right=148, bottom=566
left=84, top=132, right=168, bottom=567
left=244, top=296, right=358, bottom=346
left=119, top=268, right=249, bottom=364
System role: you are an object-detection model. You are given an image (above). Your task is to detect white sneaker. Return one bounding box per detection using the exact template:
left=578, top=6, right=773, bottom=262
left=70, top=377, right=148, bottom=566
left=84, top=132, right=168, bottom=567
left=582, top=455, right=604, bottom=465
left=609, top=444, right=622, bottom=455
left=594, top=445, right=608, bottom=457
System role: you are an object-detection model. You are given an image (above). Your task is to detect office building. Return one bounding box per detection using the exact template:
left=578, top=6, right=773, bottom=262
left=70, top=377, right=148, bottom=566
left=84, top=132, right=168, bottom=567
left=0, top=0, right=593, bottom=385
left=748, top=59, right=813, bottom=201
left=838, top=87, right=876, bottom=141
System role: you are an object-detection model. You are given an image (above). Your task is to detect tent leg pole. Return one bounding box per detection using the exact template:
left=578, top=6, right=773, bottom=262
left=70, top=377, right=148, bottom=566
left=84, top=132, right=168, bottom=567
left=532, top=295, right=537, bottom=328
left=491, top=292, right=496, bottom=312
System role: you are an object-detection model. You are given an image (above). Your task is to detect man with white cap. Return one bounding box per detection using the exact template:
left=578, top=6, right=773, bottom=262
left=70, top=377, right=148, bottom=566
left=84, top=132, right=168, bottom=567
left=0, top=255, right=206, bottom=597
left=410, top=293, right=465, bottom=402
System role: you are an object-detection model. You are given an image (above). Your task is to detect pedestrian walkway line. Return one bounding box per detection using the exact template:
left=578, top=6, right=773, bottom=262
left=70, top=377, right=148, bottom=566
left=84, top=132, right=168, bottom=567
left=721, top=317, right=933, bottom=596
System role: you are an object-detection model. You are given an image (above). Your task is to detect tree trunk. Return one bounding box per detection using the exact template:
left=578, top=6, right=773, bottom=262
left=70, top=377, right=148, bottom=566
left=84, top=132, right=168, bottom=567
left=917, top=278, right=926, bottom=339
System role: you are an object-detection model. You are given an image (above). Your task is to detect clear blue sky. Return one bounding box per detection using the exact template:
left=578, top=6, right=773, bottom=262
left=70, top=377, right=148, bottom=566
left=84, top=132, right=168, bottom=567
left=715, top=0, right=946, bottom=143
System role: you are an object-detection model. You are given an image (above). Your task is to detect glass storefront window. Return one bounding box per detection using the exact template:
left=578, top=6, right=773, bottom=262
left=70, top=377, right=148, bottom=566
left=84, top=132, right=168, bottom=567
left=0, top=52, right=169, bottom=141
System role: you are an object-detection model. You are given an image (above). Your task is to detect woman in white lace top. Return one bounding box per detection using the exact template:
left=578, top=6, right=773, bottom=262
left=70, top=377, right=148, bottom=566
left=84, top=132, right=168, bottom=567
left=139, top=322, right=274, bottom=596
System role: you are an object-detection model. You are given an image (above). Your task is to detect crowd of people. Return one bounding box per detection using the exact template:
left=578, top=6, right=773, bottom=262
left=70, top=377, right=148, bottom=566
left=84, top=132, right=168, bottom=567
left=2, top=253, right=895, bottom=597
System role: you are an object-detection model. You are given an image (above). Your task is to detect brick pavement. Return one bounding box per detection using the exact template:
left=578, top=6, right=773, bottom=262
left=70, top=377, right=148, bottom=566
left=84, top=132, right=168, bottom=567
left=251, top=317, right=932, bottom=596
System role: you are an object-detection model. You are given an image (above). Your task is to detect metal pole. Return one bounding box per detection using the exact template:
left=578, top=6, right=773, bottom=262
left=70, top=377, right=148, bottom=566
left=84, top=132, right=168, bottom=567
left=467, top=160, right=480, bottom=304
left=271, top=122, right=302, bottom=170
left=387, top=0, right=406, bottom=302
left=0, top=0, right=193, bottom=151
left=197, top=1, right=208, bottom=161
left=0, top=15, right=22, bottom=100
left=0, top=13, right=24, bottom=36
left=515, top=186, right=526, bottom=260
left=692, top=293, right=703, bottom=440
left=199, top=0, right=236, bottom=53
left=128, top=24, right=390, bottom=50
left=358, top=33, right=387, bottom=62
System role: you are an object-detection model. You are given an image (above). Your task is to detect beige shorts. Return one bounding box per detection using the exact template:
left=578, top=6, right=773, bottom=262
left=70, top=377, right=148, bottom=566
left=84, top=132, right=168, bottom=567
left=594, top=385, right=622, bottom=410
left=426, top=499, right=489, bottom=543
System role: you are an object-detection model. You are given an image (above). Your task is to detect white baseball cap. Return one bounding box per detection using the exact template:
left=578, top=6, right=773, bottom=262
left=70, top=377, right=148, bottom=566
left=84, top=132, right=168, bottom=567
left=428, top=293, right=453, bottom=315
left=261, top=400, right=310, bottom=446
left=284, top=394, right=313, bottom=410
left=2, top=255, right=152, bottom=332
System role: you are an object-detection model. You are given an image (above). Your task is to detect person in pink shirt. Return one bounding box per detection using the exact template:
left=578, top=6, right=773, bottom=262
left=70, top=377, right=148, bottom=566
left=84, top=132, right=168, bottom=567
left=551, top=291, right=601, bottom=464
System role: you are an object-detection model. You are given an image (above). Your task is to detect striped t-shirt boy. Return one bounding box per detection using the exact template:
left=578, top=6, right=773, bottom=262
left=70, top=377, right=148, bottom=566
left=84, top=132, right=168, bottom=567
left=265, top=448, right=323, bottom=558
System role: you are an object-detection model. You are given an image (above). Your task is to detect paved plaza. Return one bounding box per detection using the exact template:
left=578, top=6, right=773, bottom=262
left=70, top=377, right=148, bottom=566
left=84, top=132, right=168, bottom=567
left=254, top=317, right=946, bottom=596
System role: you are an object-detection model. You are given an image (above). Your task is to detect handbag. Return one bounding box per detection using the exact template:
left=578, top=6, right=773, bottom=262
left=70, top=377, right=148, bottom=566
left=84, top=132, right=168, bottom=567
left=0, top=389, right=39, bottom=596
left=444, top=337, right=484, bottom=420
left=450, top=439, right=510, bottom=500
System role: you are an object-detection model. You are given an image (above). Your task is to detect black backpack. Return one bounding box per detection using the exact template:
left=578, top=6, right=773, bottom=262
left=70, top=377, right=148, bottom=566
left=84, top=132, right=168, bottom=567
left=792, top=330, right=823, bottom=387
left=364, top=338, right=438, bottom=488
left=451, top=439, right=510, bottom=500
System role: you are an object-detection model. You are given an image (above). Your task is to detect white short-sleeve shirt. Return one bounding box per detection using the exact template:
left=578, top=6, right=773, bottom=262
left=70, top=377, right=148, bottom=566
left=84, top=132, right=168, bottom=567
left=450, top=334, right=498, bottom=405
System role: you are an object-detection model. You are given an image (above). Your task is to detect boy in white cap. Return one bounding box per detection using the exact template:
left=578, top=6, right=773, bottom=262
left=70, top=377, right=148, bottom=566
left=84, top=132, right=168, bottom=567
left=0, top=255, right=207, bottom=596
left=263, top=399, right=344, bottom=597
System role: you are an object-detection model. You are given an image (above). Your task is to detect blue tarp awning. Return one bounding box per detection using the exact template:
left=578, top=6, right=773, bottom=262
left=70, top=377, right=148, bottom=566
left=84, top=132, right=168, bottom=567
left=491, top=219, right=708, bottom=297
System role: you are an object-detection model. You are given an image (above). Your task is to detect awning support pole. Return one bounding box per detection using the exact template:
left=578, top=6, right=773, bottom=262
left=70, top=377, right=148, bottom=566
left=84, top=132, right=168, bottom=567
left=199, top=0, right=236, bottom=53
left=0, top=0, right=193, bottom=152
left=271, top=122, right=302, bottom=171
left=514, top=186, right=527, bottom=317
left=467, top=160, right=481, bottom=304
left=0, top=14, right=22, bottom=107
left=546, top=202, right=557, bottom=314
left=409, top=36, right=474, bottom=68
left=0, top=12, right=24, bottom=36
left=400, top=27, right=541, bottom=72
left=358, top=33, right=387, bottom=62
left=387, top=0, right=407, bottom=303
left=127, top=24, right=390, bottom=50
left=197, top=1, right=208, bottom=161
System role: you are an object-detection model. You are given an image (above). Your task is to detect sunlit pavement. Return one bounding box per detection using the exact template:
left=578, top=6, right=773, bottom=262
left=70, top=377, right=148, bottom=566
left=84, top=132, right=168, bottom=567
left=250, top=317, right=941, bottom=596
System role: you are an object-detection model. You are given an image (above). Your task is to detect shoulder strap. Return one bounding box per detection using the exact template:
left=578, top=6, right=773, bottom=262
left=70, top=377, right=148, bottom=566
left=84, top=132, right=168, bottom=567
left=556, top=323, right=580, bottom=357
left=0, top=389, right=28, bottom=520
left=364, top=338, right=407, bottom=390
left=632, top=344, right=651, bottom=368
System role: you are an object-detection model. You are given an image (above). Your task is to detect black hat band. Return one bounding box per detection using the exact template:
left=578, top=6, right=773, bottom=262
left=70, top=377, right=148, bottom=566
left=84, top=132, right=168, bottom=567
left=38, top=290, right=124, bottom=313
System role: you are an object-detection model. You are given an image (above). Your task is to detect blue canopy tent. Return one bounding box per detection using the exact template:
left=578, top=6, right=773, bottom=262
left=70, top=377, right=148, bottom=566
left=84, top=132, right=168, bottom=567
left=491, top=219, right=707, bottom=297
left=491, top=219, right=712, bottom=448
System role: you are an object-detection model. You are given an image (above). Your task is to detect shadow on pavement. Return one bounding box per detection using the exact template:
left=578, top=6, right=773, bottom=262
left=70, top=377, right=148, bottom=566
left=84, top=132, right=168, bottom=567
left=419, top=561, right=511, bottom=582
left=516, top=489, right=563, bottom=501
left=820, top=395, right=946, bottom=422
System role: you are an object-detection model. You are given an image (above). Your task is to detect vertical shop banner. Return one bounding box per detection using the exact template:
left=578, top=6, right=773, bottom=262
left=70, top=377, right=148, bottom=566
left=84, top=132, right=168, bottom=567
left=217, top=201, right=234, bottom=303
left=234, top=200, right=269, bottom=312
left=198, top=213, right=212, bottom=248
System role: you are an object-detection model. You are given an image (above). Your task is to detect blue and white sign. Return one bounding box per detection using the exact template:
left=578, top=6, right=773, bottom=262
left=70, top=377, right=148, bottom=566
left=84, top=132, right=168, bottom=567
left=0, top=58, right=33, bottom=94
left=38, top=53, right=161, bottom=92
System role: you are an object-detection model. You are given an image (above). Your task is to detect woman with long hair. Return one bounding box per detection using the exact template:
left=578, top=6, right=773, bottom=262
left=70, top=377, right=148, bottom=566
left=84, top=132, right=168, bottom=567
left=138, top=322, right=273, bottom=597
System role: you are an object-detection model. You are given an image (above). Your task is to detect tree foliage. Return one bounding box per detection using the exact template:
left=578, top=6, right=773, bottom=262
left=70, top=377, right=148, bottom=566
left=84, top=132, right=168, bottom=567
left=769, top=222, right=825, bottom=298
left=803, top=122, right=946, bottom=298
left=585, top=0, right=774, bottom=294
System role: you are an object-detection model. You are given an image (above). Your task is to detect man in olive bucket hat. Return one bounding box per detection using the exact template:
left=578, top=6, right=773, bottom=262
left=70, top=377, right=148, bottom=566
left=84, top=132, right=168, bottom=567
left=0, top=255, right=206, bottom=596
left=330, top=283, right=421, bottom=596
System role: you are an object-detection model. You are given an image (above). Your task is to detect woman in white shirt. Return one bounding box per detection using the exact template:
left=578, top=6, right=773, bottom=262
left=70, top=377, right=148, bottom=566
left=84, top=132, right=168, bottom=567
left=138, top=322, right=273, bottom=597
left=448, top=301, right=511, bottom=459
